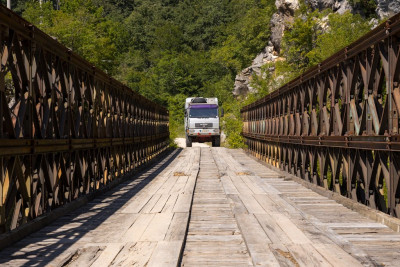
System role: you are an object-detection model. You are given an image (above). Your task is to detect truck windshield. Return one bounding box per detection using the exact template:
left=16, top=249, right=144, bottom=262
left=189, top=108, right=218, bottom=118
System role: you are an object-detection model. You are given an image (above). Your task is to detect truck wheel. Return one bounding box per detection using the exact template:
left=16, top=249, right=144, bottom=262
left=186, top=135, right=192, bottom=147
left=212, top=136, right=220, bottom=147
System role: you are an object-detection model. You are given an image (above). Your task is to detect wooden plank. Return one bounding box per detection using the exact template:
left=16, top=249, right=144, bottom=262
left=220, top=176, right=239, bottom=194
left=78, top=213, right=139, bottom=243
left=110, top=242, right=157, bottom=266
left=226, top=194, right=248, bottom=214
left=271, top=213, right=312, bottom=244
left=150, top=194, right=170, bottom=213
left=313, top=243, right=364, bottom=267
left=91, top=243, right=123, bottom=267
left=173, top=193, right=192, bottom=213
left=254, top=213, right=292, bottom=245
left=229, top=176, right=254, bottom=195
left=241, top=175, right=266, bottom=194
left=140, top=212, right=174, bottom=241
left=120, top=193, right=152, bottom=214
left=287, top=244, right=332, bottom=267
left=186, top=235, right=244, bottom=242
left=182, top=148, right=253, bottom=266
left=235, top=214, right=272, bottom=245
left=235, top=214, right=279, bottom=266
left=170, top=176, right=189, bottom=194
left=270, top=244, right=300, bottom=266
left=239, top=194, right=265, bottom=214
left=147, top=241, right=182, bottom=267
left=63, top=246, right=102, bottom=267
left=140, top=194, right=162, bottom=213
left=247, top=244, right=280, bottom=267
left=140, top=176, right=168, bottom=195
left=324, top=223, right=388, bottom=229
left=120, top=214, right=155, bottom=242
left=156, top=174, right=178, bottom=195
left=162, top=194, right=179, bottom=212
left=183, top=174, right=197, bottom=194
left=165, top=212, right=189, bottom=241
left=248, top=175, right=282, bottom=194
left=253, top=194, right=279, bottom=213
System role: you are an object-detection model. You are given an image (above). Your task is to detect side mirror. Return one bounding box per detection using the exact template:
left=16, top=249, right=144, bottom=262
left=220, top=108, right=224, bottom=117
left=184, top=110, right=187, bottom=117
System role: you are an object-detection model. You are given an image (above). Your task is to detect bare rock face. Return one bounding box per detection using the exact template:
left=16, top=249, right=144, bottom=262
left=271, top=0, right=299, bottom=51
left=335, top=0, right=353, bottom=14
left=232, top=0, right=400, bottom=97
left=276, top=0, right=300, bottom=15
left=306, top=0, right=352, bottom=13
left=233, top=44, right=278, bottom=96
left=376, top=0, right=400, bottom=19
left=233, top=0, right=299, bottom=96
left=307, top=0, right=335, bottom=10
left=270, top=13, right=285, bottom=51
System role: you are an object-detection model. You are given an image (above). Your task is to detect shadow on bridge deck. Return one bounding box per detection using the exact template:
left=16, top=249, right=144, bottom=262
left=0, top=149, right=182, bottom=267
left=2, top=147, right=400, bottom=266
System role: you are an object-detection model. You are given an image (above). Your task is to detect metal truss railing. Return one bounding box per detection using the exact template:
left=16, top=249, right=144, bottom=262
left=0, top=5, right=169, bottom=233
left=242, top=13, right=400, bottom=218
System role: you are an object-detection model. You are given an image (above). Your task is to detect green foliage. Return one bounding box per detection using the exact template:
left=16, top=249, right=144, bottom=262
left=278, top=7, right=371, bottom=80
left=222, top=98, right=244, bottom=148
left=250, top=63, right=277, bottom=97
left=115, top=0, right=275, bottom=145
left=223, top=112, right=244, bottom=148
left=19, top=0, right=276, bottom=147
left=280, top=7, right=325, bottom=73
left=23, top=0, right=120, bottom=74
left=1, top=0, right=45, bottom=15
left=348, top=0, right=377, bottom=18
left=174, top=0, right=231, bottom=51
left=308, top=11, right=371, bottom=66
left=92, top=0, right=134, bottom=19
left=168, top=94, right=187, bottom=139
left=17, top=0, right=373, bottom=149
left=212, top=1, right=275, bottom=72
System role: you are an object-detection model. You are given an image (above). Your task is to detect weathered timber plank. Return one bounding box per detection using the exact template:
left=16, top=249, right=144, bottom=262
left=165, top=212, right=189, bottom=241
left=110, top=242, right=157, bottom=266
left=120, top=214, right=155, bottom=242
left=146, top=241, right=182, bottom=267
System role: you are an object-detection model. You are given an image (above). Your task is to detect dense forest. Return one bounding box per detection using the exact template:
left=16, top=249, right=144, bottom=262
left=5, top=0, right=377, bottom=147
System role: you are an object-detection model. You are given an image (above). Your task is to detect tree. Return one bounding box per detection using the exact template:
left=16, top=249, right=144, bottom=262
left=280, top=8, right=324, bottom=73
left=23, top=0, right=121, bottom=74
left=308, top=11, right=371, bottom=65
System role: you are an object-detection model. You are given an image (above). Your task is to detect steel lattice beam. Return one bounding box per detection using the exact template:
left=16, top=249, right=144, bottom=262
left=241, top=13, right=400, bottom=218
left=0, top=5, right=169, bottom=233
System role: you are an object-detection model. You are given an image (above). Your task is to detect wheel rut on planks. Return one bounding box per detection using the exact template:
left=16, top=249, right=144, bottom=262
left=181, top=147, right=253, bottom=266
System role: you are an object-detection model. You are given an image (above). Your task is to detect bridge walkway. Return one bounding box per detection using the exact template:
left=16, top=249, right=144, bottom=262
left=1, top=148, right=400, bottom=266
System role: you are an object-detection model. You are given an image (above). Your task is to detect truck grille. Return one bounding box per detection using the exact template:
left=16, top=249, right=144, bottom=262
left=195, top=123, right=213, bottom=128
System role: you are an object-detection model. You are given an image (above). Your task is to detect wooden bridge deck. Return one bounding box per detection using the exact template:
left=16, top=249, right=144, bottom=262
left=1, top=147, right=400, bottom=266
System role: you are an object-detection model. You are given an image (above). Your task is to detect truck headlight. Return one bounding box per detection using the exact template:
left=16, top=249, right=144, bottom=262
left=189, top=129, right=195, bottom=133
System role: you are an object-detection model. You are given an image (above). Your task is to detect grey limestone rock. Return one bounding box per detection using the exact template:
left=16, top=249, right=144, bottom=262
left=232, top=0, right=400, bottom=97
left=306, top=0, right=353, bottom=13
left=376, top=0, right=400, bottom=19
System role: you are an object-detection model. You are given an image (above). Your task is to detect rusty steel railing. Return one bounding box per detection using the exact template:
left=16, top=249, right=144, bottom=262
left=0, top=6, right=169, bottom=233
left=242, top=13, right=400, bottom=218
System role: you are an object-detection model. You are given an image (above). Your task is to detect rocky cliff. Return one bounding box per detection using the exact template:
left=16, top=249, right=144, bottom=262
left=233, top=0, right=400, bottom=96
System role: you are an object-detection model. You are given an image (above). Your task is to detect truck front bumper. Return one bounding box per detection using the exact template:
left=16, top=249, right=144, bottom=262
left=187, top=128, right=220, bottom=136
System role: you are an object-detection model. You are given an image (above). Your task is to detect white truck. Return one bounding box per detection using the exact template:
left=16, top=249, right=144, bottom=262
left=184, top=97, right=223, bottom=147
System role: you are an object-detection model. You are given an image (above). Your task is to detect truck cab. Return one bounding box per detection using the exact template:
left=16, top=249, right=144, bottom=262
left=184, top=97, right=223, bottom=147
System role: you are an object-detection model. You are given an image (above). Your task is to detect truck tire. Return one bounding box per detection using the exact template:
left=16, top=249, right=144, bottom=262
left=186, top=135, right=192, bottom=147
left=212, top=136, right=220, bottom=147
